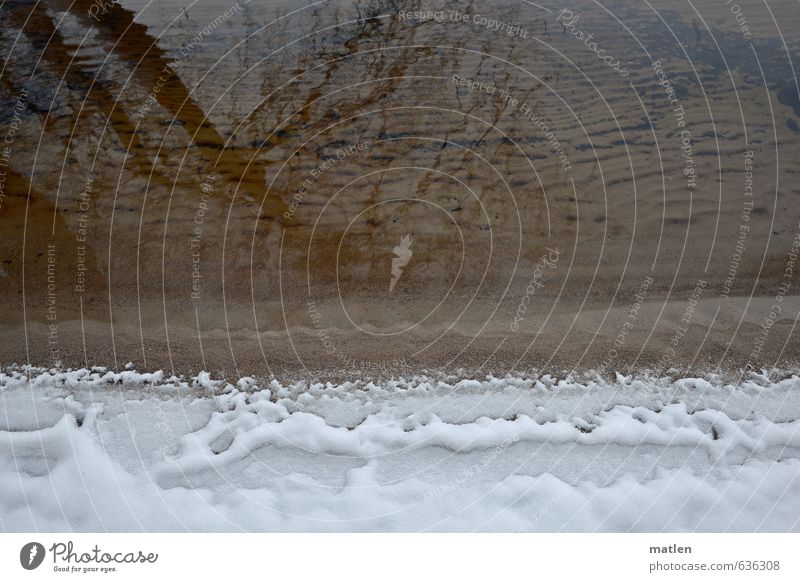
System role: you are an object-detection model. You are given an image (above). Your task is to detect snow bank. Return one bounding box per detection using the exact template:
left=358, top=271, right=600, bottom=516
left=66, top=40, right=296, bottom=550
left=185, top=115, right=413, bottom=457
left=1, top=368, right=799, bottom=531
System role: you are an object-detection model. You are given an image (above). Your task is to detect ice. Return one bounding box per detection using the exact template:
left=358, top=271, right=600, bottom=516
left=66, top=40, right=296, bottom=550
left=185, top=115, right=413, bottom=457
left=1, top=368, right=799, bottom=531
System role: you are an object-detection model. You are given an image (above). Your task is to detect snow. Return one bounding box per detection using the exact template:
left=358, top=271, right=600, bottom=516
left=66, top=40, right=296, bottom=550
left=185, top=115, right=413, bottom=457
left=1, top=368, right=799, bottom=531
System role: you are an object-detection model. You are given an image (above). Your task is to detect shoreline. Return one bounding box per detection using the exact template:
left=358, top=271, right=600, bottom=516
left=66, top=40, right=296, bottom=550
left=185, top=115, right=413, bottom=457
left=2, top=293, right=798, bottom=383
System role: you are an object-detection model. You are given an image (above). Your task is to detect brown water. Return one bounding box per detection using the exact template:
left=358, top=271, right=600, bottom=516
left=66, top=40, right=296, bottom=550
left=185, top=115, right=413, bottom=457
left=1, top=0, right=799, bottom=379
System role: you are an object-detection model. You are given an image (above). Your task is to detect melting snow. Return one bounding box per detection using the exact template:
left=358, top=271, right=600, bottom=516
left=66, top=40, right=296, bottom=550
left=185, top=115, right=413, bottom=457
left=1, top=368, right=799, bottom=531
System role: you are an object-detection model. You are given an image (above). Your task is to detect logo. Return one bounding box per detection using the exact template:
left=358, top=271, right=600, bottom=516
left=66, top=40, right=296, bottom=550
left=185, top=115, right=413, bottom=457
left=20, top=542, right=45, bottom=570
left=389, top=234, right=413, bottom=293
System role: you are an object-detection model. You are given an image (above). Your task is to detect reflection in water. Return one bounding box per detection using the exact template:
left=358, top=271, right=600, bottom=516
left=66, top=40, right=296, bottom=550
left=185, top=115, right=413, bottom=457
left=0, top=0, right=798, bottom=377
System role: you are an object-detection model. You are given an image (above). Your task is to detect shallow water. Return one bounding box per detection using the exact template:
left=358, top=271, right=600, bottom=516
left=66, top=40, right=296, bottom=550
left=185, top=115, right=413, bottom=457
left=0, top=0, right=799, bottom=377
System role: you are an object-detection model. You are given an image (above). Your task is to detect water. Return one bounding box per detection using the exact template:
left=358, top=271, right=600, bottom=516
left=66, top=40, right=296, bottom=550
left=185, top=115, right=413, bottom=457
left=0, top=0, right=798, bottom=377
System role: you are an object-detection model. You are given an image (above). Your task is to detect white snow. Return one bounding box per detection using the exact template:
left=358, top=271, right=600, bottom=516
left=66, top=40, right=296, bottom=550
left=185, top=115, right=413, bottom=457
left=1, top=368, right=799, bottom=531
